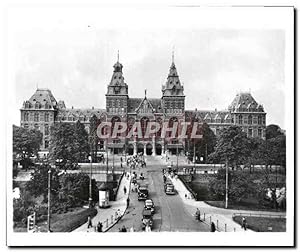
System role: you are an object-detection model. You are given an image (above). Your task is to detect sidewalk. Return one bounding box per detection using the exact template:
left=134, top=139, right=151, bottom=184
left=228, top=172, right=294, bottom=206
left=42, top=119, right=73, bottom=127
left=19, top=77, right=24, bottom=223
left=73, top=172, right=131, bottom=232
left=169, top=174, right=286, bottom=232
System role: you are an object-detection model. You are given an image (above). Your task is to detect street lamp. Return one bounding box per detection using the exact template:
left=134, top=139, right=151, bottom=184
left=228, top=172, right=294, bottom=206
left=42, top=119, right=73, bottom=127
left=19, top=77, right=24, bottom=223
left=47, top=169, right=51, bottom=232
left=88, top=155, right=93, bottom=208
left=225, top=158, right=229, bottom=209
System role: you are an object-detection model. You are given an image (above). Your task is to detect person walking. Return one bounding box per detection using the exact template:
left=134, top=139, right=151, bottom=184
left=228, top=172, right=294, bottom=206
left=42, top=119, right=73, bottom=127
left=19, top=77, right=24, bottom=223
left=242, top=217, right=247, bottom=230
left=123, top=186, right=127, bottom=195
left=121, top=225, right=127, bottom=232
left=195, top=208, right=200, bottom=221
left=126, top=197, right=130, bottom=208
left=145, top=223, right=151, bottom=232
left=97, top=221, right=103, bottom=232
left=87, top=215, right=93, bottom=229
left=210, top=222, right=216, bottom=232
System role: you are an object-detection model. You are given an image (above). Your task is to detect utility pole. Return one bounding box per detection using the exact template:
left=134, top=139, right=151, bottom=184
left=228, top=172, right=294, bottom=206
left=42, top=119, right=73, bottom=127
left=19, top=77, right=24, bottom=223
left=88, top=155, right=92, bottom=208
left=225, top=158, right=229, bottom=209
left=176, top=144, right=179, bottom=171
left=193, top=141, right=196, bottom=169
left=47, top=169, right=51, bottom=232
left=205, top=143, right=208, bottom=163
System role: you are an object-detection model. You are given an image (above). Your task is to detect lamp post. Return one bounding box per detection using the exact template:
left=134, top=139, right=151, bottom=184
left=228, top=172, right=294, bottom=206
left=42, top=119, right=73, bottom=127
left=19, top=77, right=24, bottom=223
left=225, top=158, right=229, bottom=209
left=88, top=155, right=93, bottom=208
left=176, top=144, right=179, bottom=171
left=47, top=169, right=51, bottom=232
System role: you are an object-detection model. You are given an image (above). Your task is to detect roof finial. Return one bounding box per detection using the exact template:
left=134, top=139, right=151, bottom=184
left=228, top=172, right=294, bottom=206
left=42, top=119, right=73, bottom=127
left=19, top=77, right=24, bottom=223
left=117, top=50, right=119, bottom=62
left=145, top=89, right=147, bottom=98
left=172, top=46, right=175, bottom=63
left=36, top=82, right=38, bottom=90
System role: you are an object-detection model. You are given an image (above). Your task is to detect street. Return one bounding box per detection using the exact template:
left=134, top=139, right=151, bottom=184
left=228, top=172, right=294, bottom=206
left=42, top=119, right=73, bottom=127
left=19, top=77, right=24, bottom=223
left=109, top=156, right=210, bottom=232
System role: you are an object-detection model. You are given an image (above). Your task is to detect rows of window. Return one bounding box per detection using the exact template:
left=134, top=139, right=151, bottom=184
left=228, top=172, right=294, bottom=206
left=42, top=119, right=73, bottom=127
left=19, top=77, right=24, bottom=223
left=237, top=115, right=265, bottom=125
left=23, top=112, right=51, bottom=122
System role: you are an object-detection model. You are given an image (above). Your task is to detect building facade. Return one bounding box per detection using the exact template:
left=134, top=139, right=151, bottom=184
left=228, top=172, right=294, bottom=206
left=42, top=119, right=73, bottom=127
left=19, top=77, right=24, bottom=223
left=20, top=58, right=266, bottom=155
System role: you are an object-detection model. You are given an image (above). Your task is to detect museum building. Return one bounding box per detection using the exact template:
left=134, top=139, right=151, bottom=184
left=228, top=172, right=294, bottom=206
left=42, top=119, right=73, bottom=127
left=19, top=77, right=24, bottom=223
left=20, top=57, right=266, bottom=155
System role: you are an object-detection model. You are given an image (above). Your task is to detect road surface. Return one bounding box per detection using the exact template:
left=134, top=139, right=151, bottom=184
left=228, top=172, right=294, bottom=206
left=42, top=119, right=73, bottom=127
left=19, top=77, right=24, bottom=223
left=109, top=156, right=210, bottom=232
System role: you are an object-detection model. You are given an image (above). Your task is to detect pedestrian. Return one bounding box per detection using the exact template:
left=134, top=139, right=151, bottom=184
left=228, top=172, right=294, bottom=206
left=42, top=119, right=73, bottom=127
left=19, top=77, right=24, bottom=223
left=120, top=157, right=123, bottom=163
left=117, top=209, right=121, bottom=219
left=145, top=223, right=151, bottom=232
left=87, top=215, right=93, bottom=229
left=211, top=222, right=216, bottom=232
left=124, top=186, right=127, bottom=195
left=195, top=208, right=200, bottom=221
left=130, top=226, right=135, bottom=232
left=242, top=217, right=247, bottom=230
left=185, top=193, right=187, bottom=199
left=97, top=221, right=103, bottom=232
left=126, top=197, right=130, bottom=208
left=121, top=225, right=127, bottom=232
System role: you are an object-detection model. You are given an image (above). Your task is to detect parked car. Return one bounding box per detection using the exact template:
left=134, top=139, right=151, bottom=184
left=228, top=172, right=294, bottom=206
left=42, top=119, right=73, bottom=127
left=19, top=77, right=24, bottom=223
left=144, top=199, right=155, bottom=214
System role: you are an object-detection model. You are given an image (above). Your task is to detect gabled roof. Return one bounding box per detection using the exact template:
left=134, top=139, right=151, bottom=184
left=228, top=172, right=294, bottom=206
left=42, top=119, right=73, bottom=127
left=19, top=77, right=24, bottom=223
left=128, top=98, right=162, bottom=113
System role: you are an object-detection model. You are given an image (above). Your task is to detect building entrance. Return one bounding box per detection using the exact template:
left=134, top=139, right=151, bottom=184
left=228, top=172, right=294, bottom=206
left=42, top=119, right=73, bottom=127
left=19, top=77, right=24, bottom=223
left=137, top=143, right=144, bottom=155
left=146, top=143, right=152, bottom=156
left=155, top=144, right=162, bottom=155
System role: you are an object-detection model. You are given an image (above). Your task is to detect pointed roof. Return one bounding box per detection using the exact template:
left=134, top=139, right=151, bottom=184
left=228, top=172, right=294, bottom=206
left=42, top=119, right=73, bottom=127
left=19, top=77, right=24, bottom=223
left=162, top=57, right=184, bottom=96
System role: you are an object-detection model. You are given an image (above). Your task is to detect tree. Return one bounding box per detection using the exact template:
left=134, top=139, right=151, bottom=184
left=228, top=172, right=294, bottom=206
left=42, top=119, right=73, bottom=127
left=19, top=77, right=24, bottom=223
left=49, top=122, right=90, bottom=170
left=266, top=124, right=284, bottom=140
left=74, top=120, right=90, bottom=161
left=13, top=125, right=43, bottom=170
left=58, top=173, right=98, bottom=208
left=208, top=126, right=250, bottom=169
left=89, top=115, right=99, bottom=162
left=25, top=164, right=60, bottom=202
left=209, top=169, right=257, bottom=202
left=186, top=123, right=216, bottom=163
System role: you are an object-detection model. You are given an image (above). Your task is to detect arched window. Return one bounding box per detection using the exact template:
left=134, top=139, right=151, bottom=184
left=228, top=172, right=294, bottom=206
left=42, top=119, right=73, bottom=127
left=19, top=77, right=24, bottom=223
left=111, top=116, right=121, bottom=138
left=140, top=117, right=150, bottom=139
left=168, top=117, right=178, bottom=138
left=248, top=115, right=252, bottom=125
left=34, top=113, right=39, bottom=122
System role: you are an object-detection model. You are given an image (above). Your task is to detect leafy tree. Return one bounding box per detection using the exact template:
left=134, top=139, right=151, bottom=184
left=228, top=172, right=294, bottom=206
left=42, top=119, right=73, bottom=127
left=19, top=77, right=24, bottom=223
left=208, top=126, right=250, bottom=169
left=25, top=164, right=60, bottom=202
left=89, top=115, right=99, bottom=161
left=266, top=124, right=284, bottom=140
left=187, top=123, right=216, bottom=163
left=49, top=122, right=87, bottom=170
left=74, top=120, right=90, bottom=161
left=58, top=173, right=98, bottom=208
left=13, top=125, right=43, bottom=170
left=209, top=169, right=257, bottom=202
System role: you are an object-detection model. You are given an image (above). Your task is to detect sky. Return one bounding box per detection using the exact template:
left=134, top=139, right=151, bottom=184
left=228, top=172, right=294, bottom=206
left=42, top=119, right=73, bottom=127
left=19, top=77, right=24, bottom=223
left=7, top=6, right=290, bottom=129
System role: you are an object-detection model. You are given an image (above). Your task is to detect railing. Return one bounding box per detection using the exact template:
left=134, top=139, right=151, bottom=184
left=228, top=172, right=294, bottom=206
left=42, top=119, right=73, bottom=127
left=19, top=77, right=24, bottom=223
left=232, top=212, right=286, bottom=219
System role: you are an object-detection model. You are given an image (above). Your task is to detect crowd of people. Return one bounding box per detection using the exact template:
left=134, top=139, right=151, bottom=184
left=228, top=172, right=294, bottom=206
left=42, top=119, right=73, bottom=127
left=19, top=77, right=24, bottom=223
left=126, top=153, right=147, bottom=169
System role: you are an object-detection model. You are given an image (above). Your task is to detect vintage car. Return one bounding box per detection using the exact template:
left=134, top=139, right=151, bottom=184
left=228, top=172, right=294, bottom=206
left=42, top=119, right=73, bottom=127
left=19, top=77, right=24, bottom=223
left=141, top=209, right=153, bottom=229
left=144, top=199, right=155, bottom=214
left=164, top=182, right=176, bottom=195
left=138, top=186, right=149, bottom=201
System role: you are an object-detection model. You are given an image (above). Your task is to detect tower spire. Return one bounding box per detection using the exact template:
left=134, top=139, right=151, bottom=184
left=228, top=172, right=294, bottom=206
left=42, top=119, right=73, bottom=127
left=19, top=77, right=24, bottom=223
left=172, top=47, right=175, bottom=64
left=117, top=50, right=119, bottom=62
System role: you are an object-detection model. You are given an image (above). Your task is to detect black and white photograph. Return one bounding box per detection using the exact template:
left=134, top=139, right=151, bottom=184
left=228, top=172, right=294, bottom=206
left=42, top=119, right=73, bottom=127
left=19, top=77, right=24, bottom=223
left=4, top=2, right=295, bottom=247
